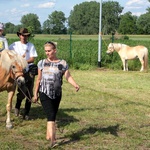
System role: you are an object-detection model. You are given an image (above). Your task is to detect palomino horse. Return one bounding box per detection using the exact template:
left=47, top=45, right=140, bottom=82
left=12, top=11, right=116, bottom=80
left=0, top=49, right=27, bottom=128
left=106, top=43, right=148, bottom=71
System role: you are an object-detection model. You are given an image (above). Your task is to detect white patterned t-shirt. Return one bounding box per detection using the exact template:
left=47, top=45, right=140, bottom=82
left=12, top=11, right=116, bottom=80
left=38, top=59, right=68, bottom=99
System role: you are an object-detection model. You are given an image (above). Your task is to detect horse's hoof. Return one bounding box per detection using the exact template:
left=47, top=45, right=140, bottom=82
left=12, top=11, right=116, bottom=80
left=6, top=124, right=13, bottom=129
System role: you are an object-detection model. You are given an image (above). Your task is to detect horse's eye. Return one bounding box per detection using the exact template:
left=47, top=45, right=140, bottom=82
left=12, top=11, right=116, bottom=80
left=12, top=65, right=15, bottom=69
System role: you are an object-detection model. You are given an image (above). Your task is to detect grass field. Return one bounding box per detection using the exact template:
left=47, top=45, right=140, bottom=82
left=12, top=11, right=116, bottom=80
left=6, top=34, right=150, bottom=41
left=0, top=69, right=150, bottom=150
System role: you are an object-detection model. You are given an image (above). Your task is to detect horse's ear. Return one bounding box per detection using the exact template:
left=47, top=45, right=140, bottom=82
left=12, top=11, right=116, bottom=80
left=7, top=52, right=14, bottom=59
left=108, top=43, right=112, bottom=46
left=110, top=43, right=113, bottom=46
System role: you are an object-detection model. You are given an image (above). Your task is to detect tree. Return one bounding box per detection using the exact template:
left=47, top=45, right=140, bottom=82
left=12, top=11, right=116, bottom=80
left=46, top=11, right=67, bottom=34
left=68, top=1, right=123, bottom=35
left=5, top=22, right=15, bottom=33
left=68, top=1, right=99, bottom=34
left=20, top=13, right=41, bottom=34
left=136, top=12, right=150, bottom=34
left=118, top=12, right=137, bottom=34
left=147, top=0, right=150, bottom=12
left=102, top=1, right=123, bottom=34
left=42, top=19, right=51, bottom=34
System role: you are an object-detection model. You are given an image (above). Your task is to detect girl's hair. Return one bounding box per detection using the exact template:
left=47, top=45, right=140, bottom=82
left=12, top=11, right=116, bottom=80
left=44, top=41, right=57, bottom=49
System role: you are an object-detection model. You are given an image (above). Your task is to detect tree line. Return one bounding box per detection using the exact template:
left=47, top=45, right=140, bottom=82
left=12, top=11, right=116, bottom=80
left=2, top=1, right=150, bottom=35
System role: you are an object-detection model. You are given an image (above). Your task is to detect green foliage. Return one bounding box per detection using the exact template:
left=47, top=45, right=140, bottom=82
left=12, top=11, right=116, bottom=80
left=102, top=1, right=123, bottom=34
left=118, top=12, right=137, bottom=34
left=136, top=12, right=150, bottom=34
left=21, top=13, right=41, bottom=34
left=123, top=35, right=129, bottom=40
left=47, top=11, right=67, bottom=34
left=68, top=1, right=100, bottom=34
left=7, top=37, right=150, bottom=71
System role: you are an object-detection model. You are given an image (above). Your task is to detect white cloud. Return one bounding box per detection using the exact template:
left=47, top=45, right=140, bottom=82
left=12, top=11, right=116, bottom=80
left=10, top=8, right=19, bottom=14
left=123, top=0, right=149, bottom=16
left=21, top=3, right=30, bottom=8
left=125, top=6, right=142, bottom=10
left=132, top=11, right=146, bottom=16
left=126, top=0, right=149, bottom=6
left=37, top=2, right=55, bottom=8
left=126, top=0, right=143, bottom=5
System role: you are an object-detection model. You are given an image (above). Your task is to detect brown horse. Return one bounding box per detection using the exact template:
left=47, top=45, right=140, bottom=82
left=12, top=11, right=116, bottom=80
left=106, top=43, right=148, bottom=71
left=0, top=49, right=27, bottom=128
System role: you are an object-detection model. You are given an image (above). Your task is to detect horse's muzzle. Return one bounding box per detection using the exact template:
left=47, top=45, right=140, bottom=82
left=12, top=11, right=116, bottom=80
left=16, top=76, right=25, bottom=87
left=106, top=51, right=112, bottom=55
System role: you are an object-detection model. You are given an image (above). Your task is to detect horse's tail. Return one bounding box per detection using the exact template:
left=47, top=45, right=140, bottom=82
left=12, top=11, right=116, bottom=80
left=144, top=47, right=148, bottom=71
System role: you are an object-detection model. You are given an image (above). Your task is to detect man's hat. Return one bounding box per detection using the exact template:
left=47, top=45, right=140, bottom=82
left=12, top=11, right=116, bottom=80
left=17, top=28, right=31, bottom=36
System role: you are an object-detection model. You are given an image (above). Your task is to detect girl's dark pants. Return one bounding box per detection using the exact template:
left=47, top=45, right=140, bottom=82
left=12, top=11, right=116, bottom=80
left=39, top=92, right=61, bottom=121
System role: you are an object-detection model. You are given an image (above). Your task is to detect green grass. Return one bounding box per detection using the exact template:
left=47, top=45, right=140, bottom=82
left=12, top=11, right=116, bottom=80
left=0, top=69, right=150, bottom=150
left=6, top=34, right=109, bottom=41
left=6, top=34, right=150, bottom=41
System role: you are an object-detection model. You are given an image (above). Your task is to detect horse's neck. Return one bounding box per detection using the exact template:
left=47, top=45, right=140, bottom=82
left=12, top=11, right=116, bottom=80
left=114, top=43, right=127, bottom=52
left=0, top=66, right=12, bottom=86
left=113, top=43, right=121, bottom=52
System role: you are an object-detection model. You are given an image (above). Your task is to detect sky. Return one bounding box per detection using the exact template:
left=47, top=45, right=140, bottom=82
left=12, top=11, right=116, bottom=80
left=0, top=0, right=150, bottom=25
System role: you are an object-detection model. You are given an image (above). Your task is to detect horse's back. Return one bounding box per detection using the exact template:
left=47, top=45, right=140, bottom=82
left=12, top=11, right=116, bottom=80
left=132, top=45, right=148, bottom=56
left=0, top=49, right=27, bottom=70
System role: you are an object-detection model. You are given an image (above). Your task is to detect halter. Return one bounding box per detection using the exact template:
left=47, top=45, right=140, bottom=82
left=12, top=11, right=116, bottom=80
left=110, top=43, right=115, bottom=51
left=13, top=70, right=41, bottom=105
left=17, top=84, right=41, bottom=105
left=10, top=63, right=41, bottom=105
left=10, top=65, right=24, bottom=81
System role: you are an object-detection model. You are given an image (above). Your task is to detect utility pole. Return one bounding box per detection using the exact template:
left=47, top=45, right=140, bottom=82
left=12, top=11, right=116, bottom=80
left=98, top=0, right=102, bottom=67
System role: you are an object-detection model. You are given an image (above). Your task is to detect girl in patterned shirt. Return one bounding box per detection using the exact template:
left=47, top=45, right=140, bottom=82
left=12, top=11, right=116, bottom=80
left=34, top=41, right=79, bottom=148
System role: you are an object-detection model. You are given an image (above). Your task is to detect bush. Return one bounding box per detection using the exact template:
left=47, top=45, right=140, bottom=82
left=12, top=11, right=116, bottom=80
left=123, top=35, right=129, bottom=40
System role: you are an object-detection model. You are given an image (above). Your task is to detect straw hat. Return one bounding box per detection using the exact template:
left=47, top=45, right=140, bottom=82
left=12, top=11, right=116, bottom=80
left=17, top=28, right=31, bottom=36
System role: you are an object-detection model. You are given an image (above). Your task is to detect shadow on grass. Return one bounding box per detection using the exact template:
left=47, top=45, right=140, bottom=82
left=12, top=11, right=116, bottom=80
left=59, top=124, right=120, bottom=146
left=29, top=107, right=80, bottom=128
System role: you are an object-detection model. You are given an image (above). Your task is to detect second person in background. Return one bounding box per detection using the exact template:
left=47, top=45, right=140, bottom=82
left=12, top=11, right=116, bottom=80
left=9, top=28, right=38, bottom=120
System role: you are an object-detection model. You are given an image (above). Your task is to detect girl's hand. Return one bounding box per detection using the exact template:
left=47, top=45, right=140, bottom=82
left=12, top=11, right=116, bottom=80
left=75, top=85, right=80, bottom=92
left=33, top=95, right=38, bottom=103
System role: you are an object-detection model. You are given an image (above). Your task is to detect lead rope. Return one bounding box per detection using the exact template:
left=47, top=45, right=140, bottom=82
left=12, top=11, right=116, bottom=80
left=17, top=85, right=41, bottom=105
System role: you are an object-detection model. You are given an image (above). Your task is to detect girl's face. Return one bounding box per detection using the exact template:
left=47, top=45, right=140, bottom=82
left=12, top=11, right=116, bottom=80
left=44, top=45, right=56, bottom=59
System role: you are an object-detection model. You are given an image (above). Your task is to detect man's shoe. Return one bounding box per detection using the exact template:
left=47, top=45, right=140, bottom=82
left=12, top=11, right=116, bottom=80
left=23, top=115, right=30, bottom=120
left=15, top=108, right=19, bottom=117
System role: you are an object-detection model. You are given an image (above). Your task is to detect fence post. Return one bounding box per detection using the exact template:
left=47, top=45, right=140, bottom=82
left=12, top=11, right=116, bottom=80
left=70, top=31, right=72, bottom=59
left=112, top=32, right=114, bottom=43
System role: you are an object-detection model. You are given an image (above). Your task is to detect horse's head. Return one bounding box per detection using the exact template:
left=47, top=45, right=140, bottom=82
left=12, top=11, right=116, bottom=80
left=0, top=50, right=28, bottom=87
left=106, top=43, right=115, bottom=54
left=10, top=61, right=26, bottom=87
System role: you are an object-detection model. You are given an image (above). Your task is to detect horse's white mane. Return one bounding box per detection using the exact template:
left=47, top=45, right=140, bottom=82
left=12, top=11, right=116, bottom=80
left=109, top=43, right=127, bottom=47
left=120, top=43, right=127, bottom=47
left=0, top=49, right=27, bottom=73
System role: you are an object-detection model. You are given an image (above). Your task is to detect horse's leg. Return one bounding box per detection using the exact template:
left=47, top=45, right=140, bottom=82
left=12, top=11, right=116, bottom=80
left=125, top=60, right=128, bottom=71
left=6, top=90, right=14, bottom=129
left=139, top=58, right=144, bottom=72
left=121, top=59, right=126, bottom=71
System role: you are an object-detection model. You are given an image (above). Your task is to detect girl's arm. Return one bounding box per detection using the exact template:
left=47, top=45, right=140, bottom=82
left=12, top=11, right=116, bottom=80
left=64, top=70, right=80, bottom=92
